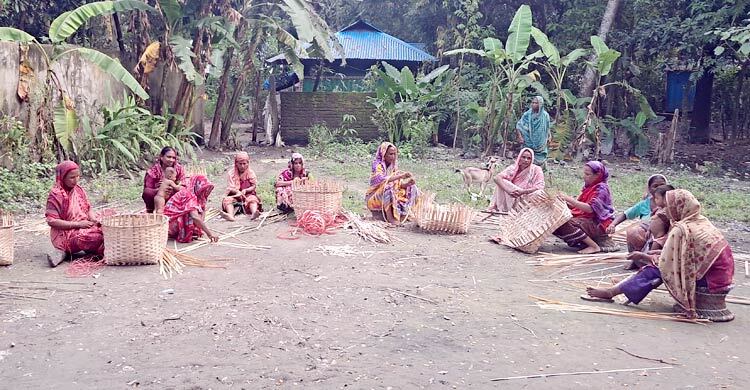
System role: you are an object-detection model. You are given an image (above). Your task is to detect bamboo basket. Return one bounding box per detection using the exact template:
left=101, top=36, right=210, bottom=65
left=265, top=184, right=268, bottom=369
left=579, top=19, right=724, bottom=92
left=184, top=164, right=207, bottom=178
left=412, top=192, right=477, bottom=234
left=495, top=191, right=572, bottom=253
left=0, top=211, right=14, bottom=266
left=291, top=179, right=343, bottom=218
left=101, top=214, right=168, bottom=265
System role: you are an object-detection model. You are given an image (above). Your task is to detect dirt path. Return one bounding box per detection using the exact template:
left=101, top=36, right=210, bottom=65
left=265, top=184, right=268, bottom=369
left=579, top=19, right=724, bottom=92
left=2, top=149, right=749, bottom=389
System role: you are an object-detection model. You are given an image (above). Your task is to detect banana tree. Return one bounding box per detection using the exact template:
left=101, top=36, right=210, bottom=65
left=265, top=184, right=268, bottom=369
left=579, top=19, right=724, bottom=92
left=529, top=28, right=588, bottom=120
left=446, top=5, right=542, bottom=156
left=0, top=0, right=153, bottom=159
left=571, top=36, right=656, bottom=158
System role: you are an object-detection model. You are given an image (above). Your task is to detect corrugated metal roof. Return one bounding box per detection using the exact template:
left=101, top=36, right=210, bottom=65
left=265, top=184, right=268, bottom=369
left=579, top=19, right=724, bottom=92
left=267, top=20, right=435, bottom=63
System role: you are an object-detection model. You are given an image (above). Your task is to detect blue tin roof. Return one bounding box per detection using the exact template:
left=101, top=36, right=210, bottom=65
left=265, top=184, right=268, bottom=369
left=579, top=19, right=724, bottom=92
left=267, top=20, right=435, bottom=64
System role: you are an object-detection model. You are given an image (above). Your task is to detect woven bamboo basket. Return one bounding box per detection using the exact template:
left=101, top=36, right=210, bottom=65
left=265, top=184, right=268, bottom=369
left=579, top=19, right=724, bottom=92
left=0, top=211, right=14, bottom=266
left=291, top=179, right=343, bottom=218
left=184, top=164, right=207, bottom=178
left=412, top=192, right=477, bottom=234
left=101, top=214, right=168, bottom=265
left=495, top=191, right=572, bottom=253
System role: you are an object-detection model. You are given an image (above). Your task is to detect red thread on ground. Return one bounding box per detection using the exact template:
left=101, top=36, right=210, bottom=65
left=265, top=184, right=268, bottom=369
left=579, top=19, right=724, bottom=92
left=65, top=256, right=106, bottom=278
left=276, top=211, right=347, bottom=239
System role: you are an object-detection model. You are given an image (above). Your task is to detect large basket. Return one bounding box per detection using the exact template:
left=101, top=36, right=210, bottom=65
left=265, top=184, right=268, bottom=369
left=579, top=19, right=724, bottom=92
left=292, top=179, right=343, bottom=218
left=412, top=192, right=477, bottom=234
left=0, top=211, right=14, bottom=266
left=495, top=191, right=572, bottom=253
left=101, top=214, right=168, bottom=265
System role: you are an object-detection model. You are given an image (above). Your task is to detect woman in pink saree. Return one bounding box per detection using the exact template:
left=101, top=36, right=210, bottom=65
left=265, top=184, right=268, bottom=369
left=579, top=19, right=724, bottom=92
left=487, top=148, right=545, bottom=213
left=45, top=161, right=104, bottom=267
left=164, top=175, right=219, bottom=243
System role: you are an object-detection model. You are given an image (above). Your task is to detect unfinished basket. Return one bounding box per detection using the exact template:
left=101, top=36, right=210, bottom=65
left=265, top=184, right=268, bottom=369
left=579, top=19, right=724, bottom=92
left=0, top=211, right=14, bottom=266
left=101, top=214, right=168, bottom=265
left=292, top=179, right=343, bottom=218
left=412, top=192, right=477, bottom=234
left=184, top=164, right=207, bottom=178
left=494, top=191, right=572, bottom=253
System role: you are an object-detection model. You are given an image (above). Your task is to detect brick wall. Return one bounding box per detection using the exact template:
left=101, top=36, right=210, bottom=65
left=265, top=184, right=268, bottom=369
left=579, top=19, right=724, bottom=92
left=280, top=92, right=380, bottom=144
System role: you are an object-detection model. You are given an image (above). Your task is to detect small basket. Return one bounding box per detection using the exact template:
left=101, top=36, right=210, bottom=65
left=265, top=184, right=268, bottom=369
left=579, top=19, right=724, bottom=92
left=101, top=214, right=168, bottom=265
left=0, top=211, right=14, bottom=266
left=495, top=191, right=572, bottom=253
left=412, top=192, right=477, bottom=234
left=291, top=179, right=343, bottom=218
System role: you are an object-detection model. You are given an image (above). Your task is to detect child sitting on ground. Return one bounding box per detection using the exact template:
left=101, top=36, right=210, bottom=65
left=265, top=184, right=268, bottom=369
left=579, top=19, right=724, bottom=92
left=624, top=184, right=675, bottom=269
left=154, top=167, right=181, bottom=214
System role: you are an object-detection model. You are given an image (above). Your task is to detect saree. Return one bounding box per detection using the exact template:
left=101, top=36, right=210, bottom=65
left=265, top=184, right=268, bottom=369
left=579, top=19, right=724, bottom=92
left=164, top=175, right=214, bottom=243
left=553, top=161, right=614, bottom=246
left=142, top=160, right=185, bottom=212
left=275, top=152, right=308, bottom=209
left=516, top=96, right=551, bottom=165
left=221, top=152, right=262, bottom=214
left=45, top=161, right=104, bottom=255
left=489, top=148, right=545, bottom=212
left=365, top=142, right=420, bottom=222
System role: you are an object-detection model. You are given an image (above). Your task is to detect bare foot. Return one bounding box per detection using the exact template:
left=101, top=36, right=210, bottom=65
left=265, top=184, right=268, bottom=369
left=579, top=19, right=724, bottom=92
left=219, top=210, right=235, bottom=222
left=577, top=244, right=601, bottom=254
left=623, top=261, right=639, bottom=271
left=586, top=286, right=615, bottom=300
left=47, top=249, right=68, bottom=268
left=249, top=211, right=260, bottom=220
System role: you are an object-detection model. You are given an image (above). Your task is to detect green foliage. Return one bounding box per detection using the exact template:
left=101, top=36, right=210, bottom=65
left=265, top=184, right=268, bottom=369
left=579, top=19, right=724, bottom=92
left=78, top=95, right=198, bottom=175
left=0, top=115, right=28, bottom=167
left=49, top=0, right=156, bottom=43
left=0, top=163, right=55, bottom=210
left=307, top=117, right=375, bottom=160
left=56, top=48, right=149, bottom=100
left=505, top=4, right=533, bottom=62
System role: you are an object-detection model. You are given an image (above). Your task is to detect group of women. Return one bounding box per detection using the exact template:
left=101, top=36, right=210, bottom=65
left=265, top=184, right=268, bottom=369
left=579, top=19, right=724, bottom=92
left=43, top=95, right=736, bottom=321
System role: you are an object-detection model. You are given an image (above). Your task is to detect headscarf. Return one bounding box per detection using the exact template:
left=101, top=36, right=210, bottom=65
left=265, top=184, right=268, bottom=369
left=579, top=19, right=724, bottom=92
left=164, top=175, right=215, bottom=219
left=644, top=174, right=668, bottom=200
left=279, top=152, right=307, bottom=181
left=372, top=142, right=397, bottom=174
left=499, top=148, right=545, bottom=190
left=46, top=161, right=91, bottom=222
left=572, top=161, right=614, bottom=227
left=226, top=151, right=257, bottom=193
left=659, top=189, right=730, bottom=316
left=516, top=96, right=551, bottom=162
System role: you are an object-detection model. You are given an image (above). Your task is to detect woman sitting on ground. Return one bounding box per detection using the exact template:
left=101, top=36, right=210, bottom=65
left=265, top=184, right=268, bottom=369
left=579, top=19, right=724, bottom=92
left=606, top=174, right=668, bottom=251
left=366, top=142, right=420, bottom=224
left=142, top=146, right=185, bottom=213
left=487, top=148, right=545, bottom=213
left=275, top=152, right=309, bottom=213
left=220, top=152, right=262, bottom=221
left=164, top=175, right=219, bottom=243
left=553, top=161, right=615, bottom=254
left=45, top=161, right=104, bottom=267
left=586, top=189, right=736, bottom=321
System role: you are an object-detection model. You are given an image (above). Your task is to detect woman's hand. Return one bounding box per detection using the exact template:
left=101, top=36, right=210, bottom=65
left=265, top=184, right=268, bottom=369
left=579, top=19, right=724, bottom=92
left=510, top=189, right=523, bottom=198
left=557, top=193, right=574, bottom=204
left=606, top=223, right=618, bottom=234
left=207, top=232, right=219, bottom=243
left=77, top=220, right=96, bottom=229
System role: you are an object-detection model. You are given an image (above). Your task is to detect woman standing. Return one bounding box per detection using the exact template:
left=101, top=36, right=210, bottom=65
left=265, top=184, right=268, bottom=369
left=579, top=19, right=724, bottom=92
left=45, top=161, right=104, bottom=267
left=585, top=189, right=736, bottom=321
left=220, top=152, right=262, bottom=221
left=553, top=161, right=615, bottom=254
left=516, top=96, right=551, bottom=166
left=142, top=147, right=185, bottom=212
left=275, top=152, right=309, bottom=213
left=366, top=142, right=420, bottom=224
left=164, top=175, right=219, bottom=243
left=487, top=148, right=545, bottom=213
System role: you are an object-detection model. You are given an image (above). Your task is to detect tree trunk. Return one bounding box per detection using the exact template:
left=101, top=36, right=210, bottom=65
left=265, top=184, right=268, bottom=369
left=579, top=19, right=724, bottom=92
left=689, top=70, right=714, bottom=144
left=268, top=74, right=281, bottom=146
left=732, top=65, right=746, bottom=139
left=312, top=61, right=323, bottom=91
left=209, top=44, right=235, bottom=148
left=221, top=29, right=263, bottom=141
left=579, top=0, right=622, bottom=97
left=251, top=71, right=262, bottom=143
left=112, top=13, right=127, bottom=60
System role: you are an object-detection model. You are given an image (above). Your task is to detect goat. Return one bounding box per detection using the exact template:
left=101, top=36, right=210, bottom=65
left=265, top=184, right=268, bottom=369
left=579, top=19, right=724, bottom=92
left=455, top=156, right=499, bottom=196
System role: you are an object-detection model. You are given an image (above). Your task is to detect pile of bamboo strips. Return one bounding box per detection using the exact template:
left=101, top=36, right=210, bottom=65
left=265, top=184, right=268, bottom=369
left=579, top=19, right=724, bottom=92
left=529, top=252, right=629, bottom=267
left=178, top=225, right=270, bottom=254
left=342, top=210, right=391, bottom=244
left=611, top=219, right=639, bottom=244
left=160, top=248, right=227, bottom=279
left=531, top=295, right=709, bottom=324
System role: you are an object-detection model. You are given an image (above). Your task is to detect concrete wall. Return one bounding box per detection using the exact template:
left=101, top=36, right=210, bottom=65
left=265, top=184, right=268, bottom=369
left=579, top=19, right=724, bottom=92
left=280, top=91, right=379, bottom=144
left=0, top=42, right=204, bottom=142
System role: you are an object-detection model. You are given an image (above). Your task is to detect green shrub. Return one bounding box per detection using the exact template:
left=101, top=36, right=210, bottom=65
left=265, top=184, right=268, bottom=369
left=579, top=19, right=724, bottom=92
left=0, top=163, right=55, bottom=210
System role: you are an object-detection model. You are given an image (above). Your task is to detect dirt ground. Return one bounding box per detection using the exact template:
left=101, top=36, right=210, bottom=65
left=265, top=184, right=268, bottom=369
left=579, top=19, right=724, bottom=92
left=2, top=148, right=750, bottom=389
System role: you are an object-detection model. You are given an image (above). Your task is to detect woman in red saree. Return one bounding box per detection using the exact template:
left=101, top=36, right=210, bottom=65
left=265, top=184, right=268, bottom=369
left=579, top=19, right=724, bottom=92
left=142, top=147, right=185, bottom=212
left=553, top=161, right=615, bottom=254
left=487, top=148, right=545, bottom=212
left=220, top=152, right=262, bottom=221
left=585, top=189, right=735, bottom=321
left=164, top=175, right=219, bottom=243
left=45, top=161, right=104, bottom=267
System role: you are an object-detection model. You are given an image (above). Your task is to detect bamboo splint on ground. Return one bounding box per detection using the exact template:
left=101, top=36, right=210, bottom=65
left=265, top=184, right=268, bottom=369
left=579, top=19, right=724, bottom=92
left=530, top=295, right=709, bottom=324
left=528, top=252, right=629, bottom=267
left=611, top=219, right=640, bottom=244
left=341, top=210, right=391, bottom=244
left=159, top=249, right=227, bottom=279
